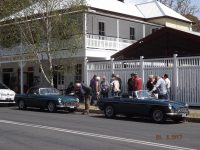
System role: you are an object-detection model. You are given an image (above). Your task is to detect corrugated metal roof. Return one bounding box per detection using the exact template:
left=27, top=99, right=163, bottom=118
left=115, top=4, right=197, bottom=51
left=87, top=0, right=144, bottom=17
left=0, top=0, right=191, bottom=23
left=135, top=0, right=191, bottom=22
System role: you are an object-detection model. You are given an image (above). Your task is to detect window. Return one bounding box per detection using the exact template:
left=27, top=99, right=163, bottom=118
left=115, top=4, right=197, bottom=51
left=58, top=72, right=64, bottom=85
left=3, top=68, right=13, bottom=72
left=75, top=64, right=82, bottom=82
left=130, top=27, right=135, bottom=40
left=99, top=22, right=105, bottom=36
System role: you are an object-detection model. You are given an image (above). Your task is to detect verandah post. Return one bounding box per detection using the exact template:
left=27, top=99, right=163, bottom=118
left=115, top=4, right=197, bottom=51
left=173, top=54, right=178, bottom=101
left=84, top=57, right=88, bottom=85
left=110, top=58, right=115, bottom=76
left=140, top=56, right=144, bottom=83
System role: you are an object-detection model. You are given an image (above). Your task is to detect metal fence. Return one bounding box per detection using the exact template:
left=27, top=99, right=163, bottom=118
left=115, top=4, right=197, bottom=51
left=86, top=54, right=200, bottom=106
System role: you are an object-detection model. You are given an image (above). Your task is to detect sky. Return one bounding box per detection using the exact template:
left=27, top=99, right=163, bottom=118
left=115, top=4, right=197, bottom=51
left=191, top=0, right=200, bottom=18
left=125, top=0, right=200, bottom=19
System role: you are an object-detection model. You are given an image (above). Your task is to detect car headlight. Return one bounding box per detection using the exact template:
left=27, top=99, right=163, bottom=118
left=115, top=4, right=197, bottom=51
left=168, top=103, right=172, bottom=110
left=185, top=103, right=189, bottom=107
left=58, top=98, right=63, bottom=104
left=76, top=98, right=79, bottom=103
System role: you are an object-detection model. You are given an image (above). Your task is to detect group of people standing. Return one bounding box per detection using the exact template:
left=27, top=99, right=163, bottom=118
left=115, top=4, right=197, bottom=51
left=89, top=73, right=122, bottom=105
left=146, top=74, right=171, bottom=99
left=71, top=73, right=170, bottom=115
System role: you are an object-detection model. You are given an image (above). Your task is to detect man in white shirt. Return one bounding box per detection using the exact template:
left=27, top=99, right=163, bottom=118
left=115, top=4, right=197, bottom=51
left=163, top=74, right=171, bottom=99
left=151, top=75, right=167, bottom=99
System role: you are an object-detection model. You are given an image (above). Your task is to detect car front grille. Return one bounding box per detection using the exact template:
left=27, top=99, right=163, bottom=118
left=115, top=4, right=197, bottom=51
left=176, top=107, right=188, bottom=113
left=64, top=102, right=78, bottom=106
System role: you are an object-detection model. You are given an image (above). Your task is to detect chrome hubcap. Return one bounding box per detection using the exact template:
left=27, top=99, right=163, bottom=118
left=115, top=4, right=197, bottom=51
left=19, top=101, right=24, bottom=109
left=153, top=110, right=163, bottom=122
left=105, top=106, right=113, bottom=117
left=48, top=103, right=54, bottom=112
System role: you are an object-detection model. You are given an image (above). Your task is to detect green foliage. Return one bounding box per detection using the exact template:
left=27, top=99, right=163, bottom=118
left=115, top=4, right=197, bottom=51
left=0, top=25, right=20, bottom=48
left=0, top=0, right=87, bottom=85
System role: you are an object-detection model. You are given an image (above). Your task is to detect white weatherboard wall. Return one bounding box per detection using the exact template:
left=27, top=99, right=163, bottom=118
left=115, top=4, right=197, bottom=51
left=149, top=18, right=191, bottom=31
left=87, top=55, right=200, bottom=106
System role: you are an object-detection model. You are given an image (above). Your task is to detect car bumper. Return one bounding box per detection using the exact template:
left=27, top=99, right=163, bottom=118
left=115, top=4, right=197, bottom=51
left=0, top=100, right=15, bottom=104
left=166, top=112, right=189, bottom=117
left=56, top=104, right=79, bottom=109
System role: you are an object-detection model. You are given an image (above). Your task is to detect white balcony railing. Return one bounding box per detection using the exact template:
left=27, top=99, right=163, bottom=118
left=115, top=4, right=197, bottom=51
left=0, top=34, right=136, bottom=62
left=86, top=34, right=135, bottom=50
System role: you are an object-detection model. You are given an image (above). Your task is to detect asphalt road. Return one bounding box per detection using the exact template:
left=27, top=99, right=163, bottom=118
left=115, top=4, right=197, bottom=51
left=0, top=106, right=199, bottom=150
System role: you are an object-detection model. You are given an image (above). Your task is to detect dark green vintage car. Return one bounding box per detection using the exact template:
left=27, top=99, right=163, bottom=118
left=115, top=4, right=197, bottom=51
left=15, top=87, right=79, bottom=112
left=98, top=90, right=189, bottom=123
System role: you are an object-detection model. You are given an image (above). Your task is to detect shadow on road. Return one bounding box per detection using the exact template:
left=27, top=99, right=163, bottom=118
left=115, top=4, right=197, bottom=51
left=91, top=115, right=182, bottom=125
left=8, top=106, right=75, bottom=114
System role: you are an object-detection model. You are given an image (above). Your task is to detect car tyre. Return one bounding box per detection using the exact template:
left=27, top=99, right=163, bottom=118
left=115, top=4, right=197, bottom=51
left=104, top=105, right=115, bottom=118
left=18, top=100, right=26, bottom=110
left=152, top=109, right=165, bottom=123
left=47, top=102, right=56, bottom=112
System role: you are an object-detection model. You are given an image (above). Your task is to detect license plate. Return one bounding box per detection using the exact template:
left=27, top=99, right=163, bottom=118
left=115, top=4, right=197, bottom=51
left=65, top=102, right=76, bottom=107
left=182, top=114, right=186, bottom=117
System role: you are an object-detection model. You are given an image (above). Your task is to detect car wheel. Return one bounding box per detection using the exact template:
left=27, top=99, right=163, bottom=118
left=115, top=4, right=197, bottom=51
left=47, top=102, right=56, bottom=112
left=104, top=105, right=115, bottom=118
left=18, top=100, right=26, bottom=110
left=152, top=109, right=165, bottom=123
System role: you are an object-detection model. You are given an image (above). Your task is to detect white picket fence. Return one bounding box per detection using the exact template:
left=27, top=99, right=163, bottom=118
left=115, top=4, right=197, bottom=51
left=86, top=54, right=200, bottom=106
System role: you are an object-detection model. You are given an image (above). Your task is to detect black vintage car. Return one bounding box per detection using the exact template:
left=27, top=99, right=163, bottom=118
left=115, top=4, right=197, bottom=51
left=97, top=90, right=189, bottom=123
left=15, top=87, right=79, bottom=112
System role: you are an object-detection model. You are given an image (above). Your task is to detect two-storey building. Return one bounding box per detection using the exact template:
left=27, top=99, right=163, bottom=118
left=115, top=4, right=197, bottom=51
left=0, top=0, right=192, bottom=92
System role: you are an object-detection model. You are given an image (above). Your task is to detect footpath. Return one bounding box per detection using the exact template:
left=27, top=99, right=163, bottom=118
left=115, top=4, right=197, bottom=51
left=78, top=103, right=200, bottom=123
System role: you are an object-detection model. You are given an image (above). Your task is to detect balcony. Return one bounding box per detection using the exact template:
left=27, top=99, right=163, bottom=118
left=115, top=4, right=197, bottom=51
left=86, top=34, right=136, bottom=51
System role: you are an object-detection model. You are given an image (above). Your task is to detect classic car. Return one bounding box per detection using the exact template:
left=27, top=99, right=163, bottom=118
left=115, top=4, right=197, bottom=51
left=0, top=82, right=16, bottom=105
left=14, top=87, right=79, bottom=112
left=97, top=90, right=189, bottom=123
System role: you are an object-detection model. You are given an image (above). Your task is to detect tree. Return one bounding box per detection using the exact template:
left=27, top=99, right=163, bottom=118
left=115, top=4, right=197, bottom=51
left=0, top=0, right=35, bottom=19
left=0, top=0, right=86, bottom=86
left=157, top=0, right=199, bottom=15
left=185, top=14, right=200, bottom=32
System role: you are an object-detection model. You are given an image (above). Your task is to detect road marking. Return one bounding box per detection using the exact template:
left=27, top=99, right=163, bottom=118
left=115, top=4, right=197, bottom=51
left=0, top=120, right=196, bottom=150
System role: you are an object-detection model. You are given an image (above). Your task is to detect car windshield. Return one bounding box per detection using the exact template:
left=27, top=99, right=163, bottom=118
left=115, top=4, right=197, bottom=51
left=40, top=88, right=60, bottom=95
left=0, top=82, right=9, bottom=89
left=135, top=90, right=152, bottom=99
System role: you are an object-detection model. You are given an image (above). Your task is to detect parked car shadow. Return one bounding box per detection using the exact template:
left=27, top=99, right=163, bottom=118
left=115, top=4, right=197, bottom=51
left=91, top=114, right=183, bottom=124
left=10, top=106, right=76, bottom=114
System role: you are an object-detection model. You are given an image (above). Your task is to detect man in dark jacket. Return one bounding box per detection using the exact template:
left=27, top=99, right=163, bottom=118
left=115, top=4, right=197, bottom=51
left=75, top=82, right=92, bottom=115
left=127, top=73, right=134, bottom=96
